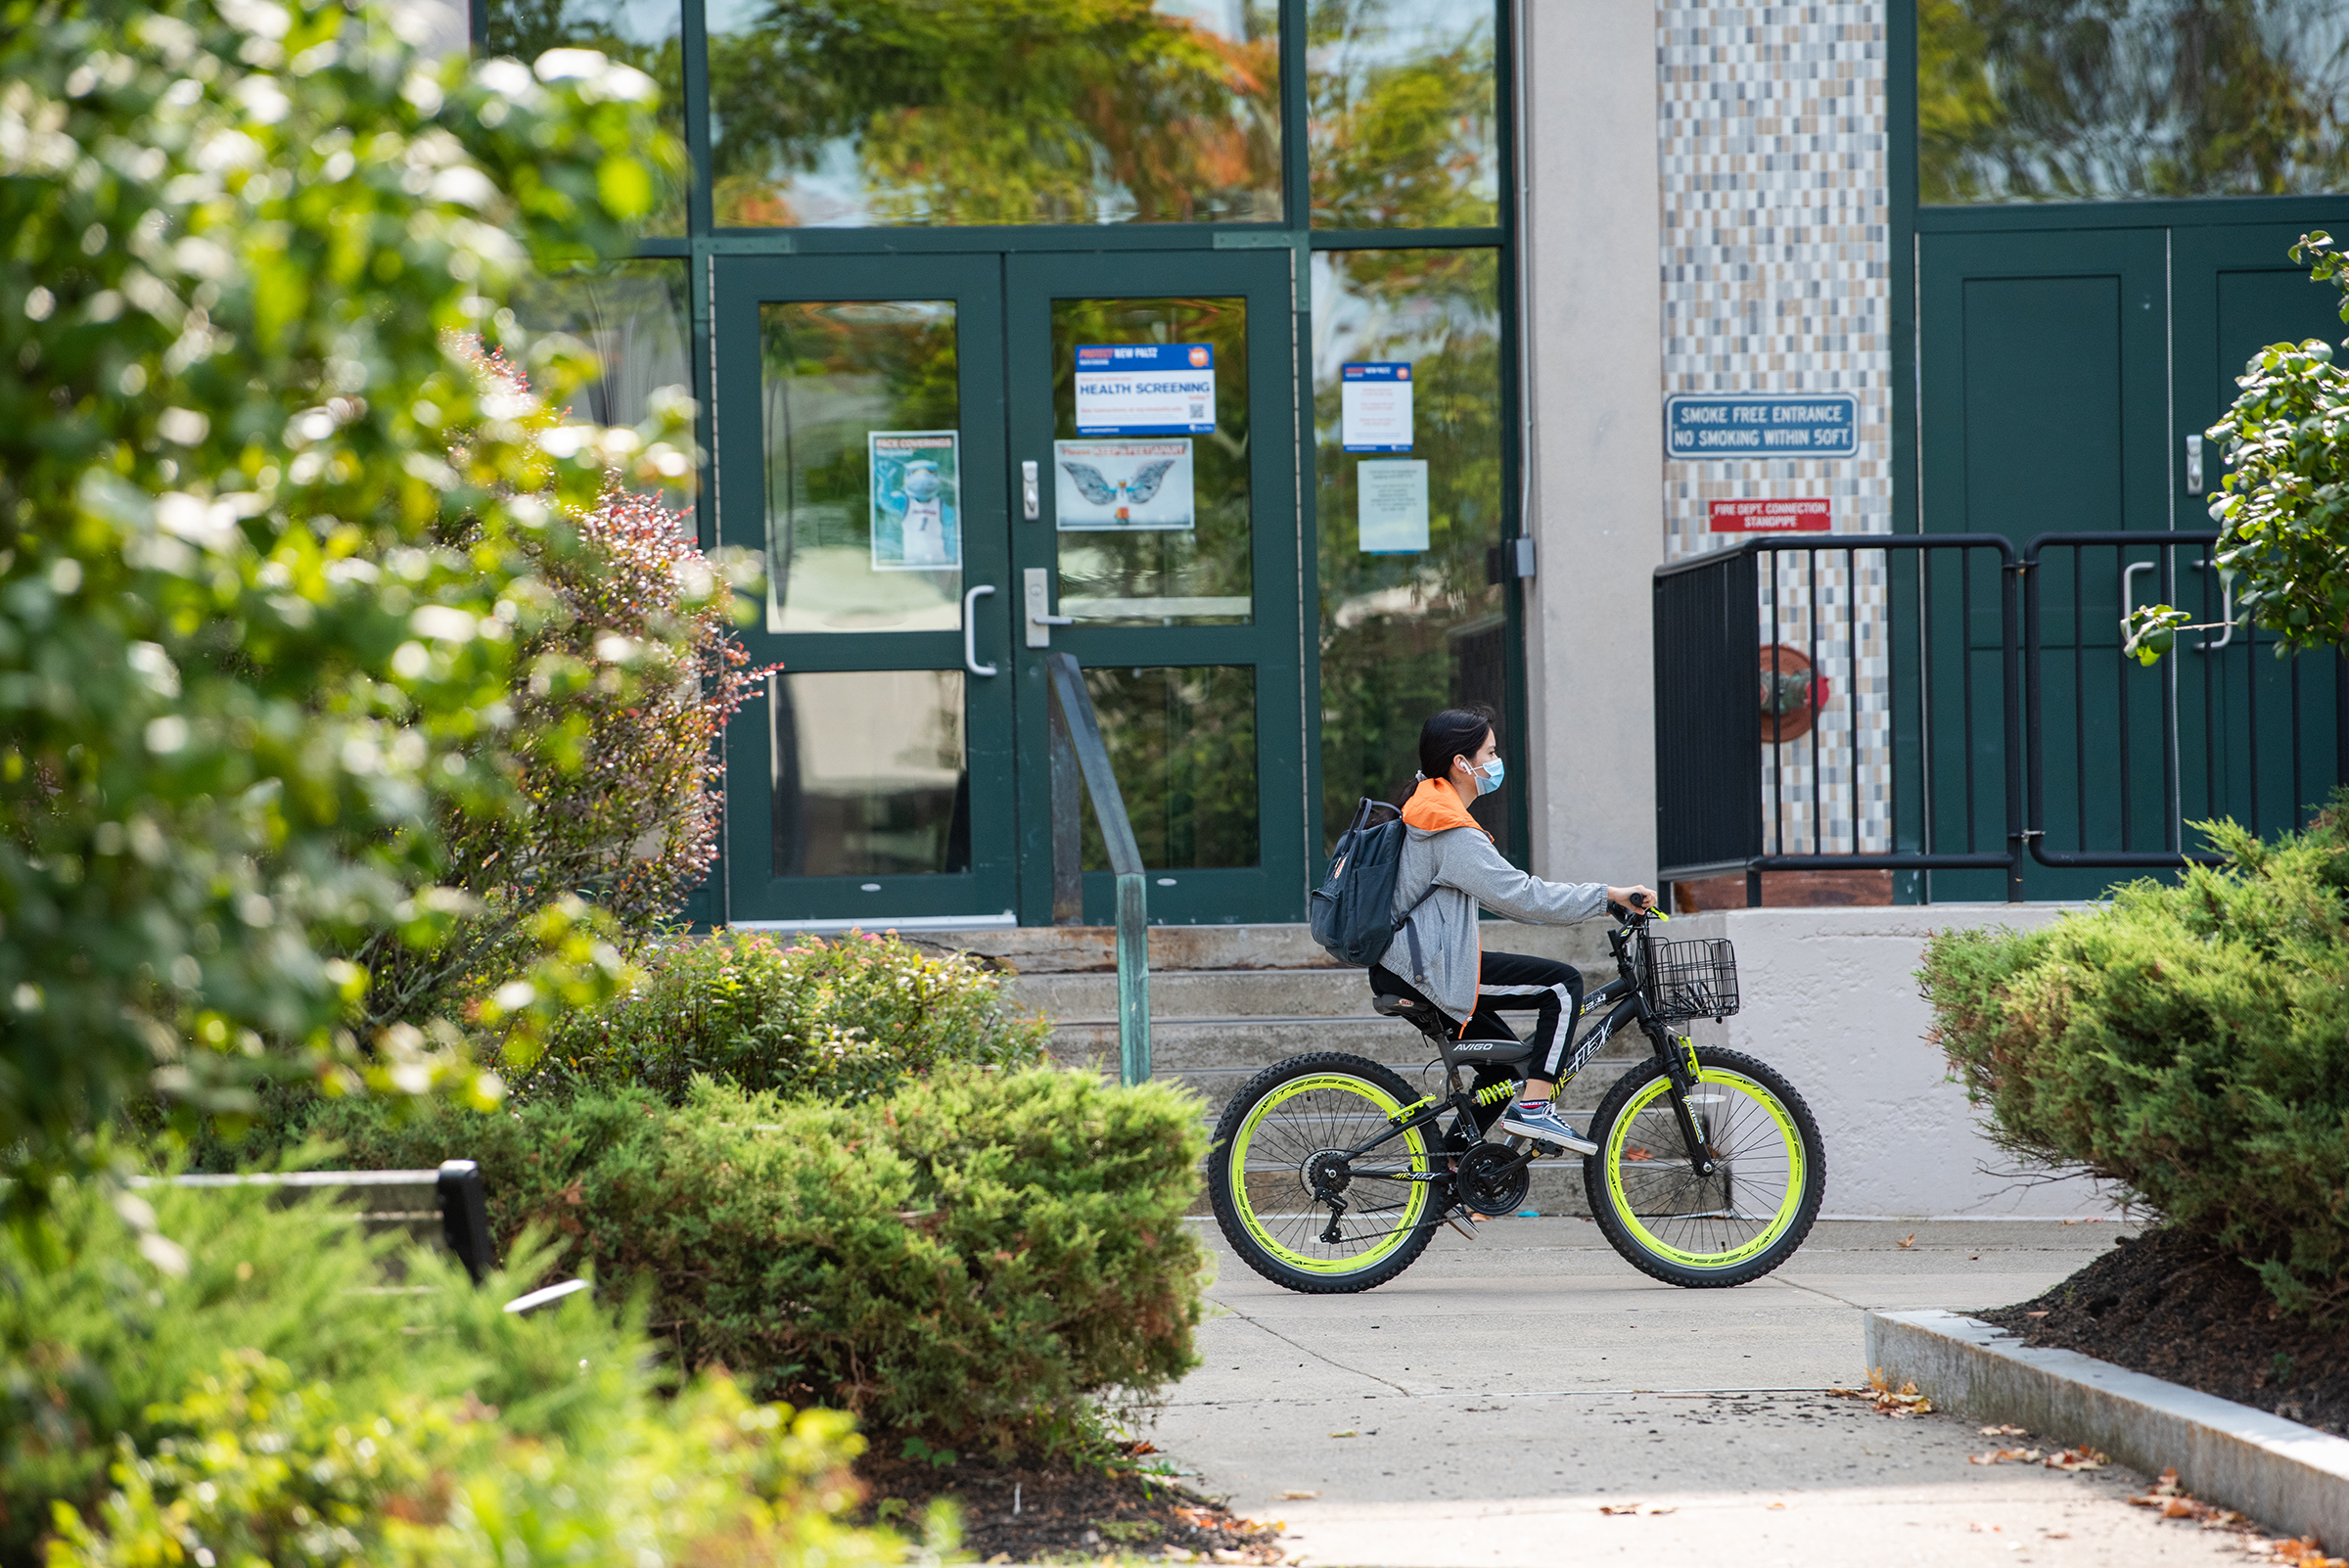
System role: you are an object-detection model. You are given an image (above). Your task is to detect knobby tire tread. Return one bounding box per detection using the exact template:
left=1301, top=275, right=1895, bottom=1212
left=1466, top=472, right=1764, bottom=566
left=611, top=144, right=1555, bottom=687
left=1582, top=1045, right=1825, bottom=1289
left=1207, top=1051, right=1441, bottom=1295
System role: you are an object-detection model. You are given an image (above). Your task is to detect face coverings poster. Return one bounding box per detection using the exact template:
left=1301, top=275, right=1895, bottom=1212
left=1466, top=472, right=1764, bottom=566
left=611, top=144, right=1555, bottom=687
left=869, top=430, right=962, bottom=571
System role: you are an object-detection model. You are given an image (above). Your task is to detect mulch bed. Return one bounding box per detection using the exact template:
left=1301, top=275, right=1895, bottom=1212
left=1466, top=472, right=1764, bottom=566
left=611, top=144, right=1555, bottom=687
left=1976, top=1225, right=2349, bottom=1437
left=855, top=1440, right=1288, bottom=1564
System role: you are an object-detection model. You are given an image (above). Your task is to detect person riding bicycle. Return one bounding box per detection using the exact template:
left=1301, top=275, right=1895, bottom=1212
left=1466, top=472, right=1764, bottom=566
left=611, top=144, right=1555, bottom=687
left=1372, top=708, right=1654, bottom=1157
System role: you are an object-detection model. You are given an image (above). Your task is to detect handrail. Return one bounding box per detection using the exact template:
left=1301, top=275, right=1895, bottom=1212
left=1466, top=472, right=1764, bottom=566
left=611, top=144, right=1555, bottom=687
left=1043, top=652, right=1151, bottom=1086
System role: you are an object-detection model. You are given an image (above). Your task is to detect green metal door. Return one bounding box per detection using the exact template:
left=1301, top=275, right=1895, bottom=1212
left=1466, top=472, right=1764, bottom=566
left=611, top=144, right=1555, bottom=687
left=1917, top=227, right=2170, bottom=899
left=1003, top=249, right=1307, bottom=926
left=712, top=247, right=1309, bottom=928
left=712, top=254, right=1019, bottom=928
left=2170, top=222, right=2347, bottom=840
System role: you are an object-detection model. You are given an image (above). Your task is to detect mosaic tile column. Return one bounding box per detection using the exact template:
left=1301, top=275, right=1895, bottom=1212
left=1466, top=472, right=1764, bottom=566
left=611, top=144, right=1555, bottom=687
left=1658, top=1, right=1895, bottom=860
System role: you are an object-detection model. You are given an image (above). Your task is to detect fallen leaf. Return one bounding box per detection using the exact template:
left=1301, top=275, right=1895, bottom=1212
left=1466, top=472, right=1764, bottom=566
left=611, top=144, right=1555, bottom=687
left=1624, top=1146, right=1652, bottom=1162
left=1766, top=1500, right=1786, bottom=1510
left=1896, top=1232, right=1917, bottom=1248
left=1826, top=1367, right=1934, bottom=1416
left=1327, top=1429, right=1358, bottom=1439
left=1279, top=1491, right=1319, bottom=1500
left=2044, top=1447, right=2105, bottom=1472
left=1979, top=1423, right=2029, bottom=1437
left=1968, top=1522, right=2004, bottom=1534
left=2025, top=1310, right=2050, bottom=1317
left=1969, top=1448, right=2043, bottom=1465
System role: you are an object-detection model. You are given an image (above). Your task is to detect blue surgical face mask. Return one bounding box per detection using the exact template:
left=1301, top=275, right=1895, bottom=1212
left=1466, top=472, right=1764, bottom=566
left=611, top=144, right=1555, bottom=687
left=1471, top=757, right=1505, bottom=797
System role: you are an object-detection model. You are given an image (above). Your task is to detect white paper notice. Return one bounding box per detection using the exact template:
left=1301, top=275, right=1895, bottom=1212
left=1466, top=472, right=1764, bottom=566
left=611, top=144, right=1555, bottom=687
left=1358, top=459, right=1430, bottom=553
left=1340, top=362, right=1413, bottom=451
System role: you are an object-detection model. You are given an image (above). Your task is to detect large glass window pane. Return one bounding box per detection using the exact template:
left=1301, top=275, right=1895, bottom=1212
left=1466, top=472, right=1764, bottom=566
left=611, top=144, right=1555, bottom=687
left=707, top=0, right=1282, bottom=228
left=1920, top=0, right=2349, bottom=203
left=770, top=670, right=970, bottom=876
left=1049, top=297, right=1253, bottom=624
left=508, top=259, right=694, bottom=509
left=1312, top=249, right=1509, bottom=848
left=760, top=300, right=962, bottom=633
left=1309, top=0, right=1499, bottom=229
left=1080, top=666, right=1260, bottom=869
left=483, top=0, right=686, bottom=233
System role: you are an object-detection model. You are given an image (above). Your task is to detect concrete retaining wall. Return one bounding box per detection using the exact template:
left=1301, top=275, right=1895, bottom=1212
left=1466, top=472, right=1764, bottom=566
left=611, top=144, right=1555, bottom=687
left=1868, top=1310, right=2349, bottom=1546
left=1667, top=904, right=2117, bottom=1219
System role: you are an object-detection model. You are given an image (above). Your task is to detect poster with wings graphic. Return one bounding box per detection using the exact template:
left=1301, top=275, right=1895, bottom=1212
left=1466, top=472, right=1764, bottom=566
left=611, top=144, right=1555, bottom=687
left=1051, top=438, right=1194, bottom=531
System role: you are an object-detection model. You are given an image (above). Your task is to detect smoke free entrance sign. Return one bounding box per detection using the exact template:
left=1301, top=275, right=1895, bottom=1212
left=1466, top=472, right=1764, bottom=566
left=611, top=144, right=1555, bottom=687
left=1664, top=393, right=1856, bottom=458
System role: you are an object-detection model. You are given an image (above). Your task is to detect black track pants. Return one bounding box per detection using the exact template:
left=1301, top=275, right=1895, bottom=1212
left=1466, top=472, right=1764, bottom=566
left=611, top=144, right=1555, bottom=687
left=1369, top=949, right=1586, bottom=1086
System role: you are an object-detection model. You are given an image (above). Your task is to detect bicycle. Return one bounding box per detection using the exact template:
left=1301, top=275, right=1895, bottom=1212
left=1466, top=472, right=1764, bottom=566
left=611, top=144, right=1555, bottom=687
left=1206, top=902, right=1825, bottom=1294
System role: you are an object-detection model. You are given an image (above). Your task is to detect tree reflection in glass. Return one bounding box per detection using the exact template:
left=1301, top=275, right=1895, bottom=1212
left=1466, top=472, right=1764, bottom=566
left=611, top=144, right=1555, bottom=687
left=760, top=300, right=964, bottom=633
left=1313, top=249, right=1509, bottom=849
left=484, top=0, right=687, bottom=233
left=706, top=0, right=1281, bottom=228
left=1308, top=0, right=1498, bottom=230
left=1050, top=297, right=1254, bottom=625
left=1920, top=0, right=2349, bottom=202
left=1079, top=666, right=1260, bottom=870
left=508, top=259, right=694, bottom=511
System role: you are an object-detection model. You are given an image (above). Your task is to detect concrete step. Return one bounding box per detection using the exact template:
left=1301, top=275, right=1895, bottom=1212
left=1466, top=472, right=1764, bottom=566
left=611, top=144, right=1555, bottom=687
left=928, top=920, right=1617, bottom=978
left=1013, top=967, right=1375, bottom=1022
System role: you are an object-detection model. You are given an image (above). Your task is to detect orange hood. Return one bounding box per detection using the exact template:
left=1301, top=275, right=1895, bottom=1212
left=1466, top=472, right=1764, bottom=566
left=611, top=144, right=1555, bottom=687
left=1401, top=777, right=1492, bottom=842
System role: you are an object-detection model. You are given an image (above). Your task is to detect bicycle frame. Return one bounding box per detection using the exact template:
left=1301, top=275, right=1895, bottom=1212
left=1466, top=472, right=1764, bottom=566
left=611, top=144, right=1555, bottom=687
left=1314, top=911, right=1721, bottom=1232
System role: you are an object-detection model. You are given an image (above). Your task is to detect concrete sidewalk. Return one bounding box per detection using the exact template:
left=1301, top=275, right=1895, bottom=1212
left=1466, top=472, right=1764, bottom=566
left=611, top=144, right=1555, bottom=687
left=1146, top=1220, right=2270, bottom=1565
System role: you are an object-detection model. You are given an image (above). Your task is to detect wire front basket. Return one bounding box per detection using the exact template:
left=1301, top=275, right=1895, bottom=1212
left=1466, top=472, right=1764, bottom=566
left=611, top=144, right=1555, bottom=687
left=1644, top=936, right=1740, bottom=1021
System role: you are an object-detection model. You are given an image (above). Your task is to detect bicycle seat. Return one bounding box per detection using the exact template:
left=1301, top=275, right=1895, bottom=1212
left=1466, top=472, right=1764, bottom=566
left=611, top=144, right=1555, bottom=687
left=1371, top=991, right=1534, bottom=1067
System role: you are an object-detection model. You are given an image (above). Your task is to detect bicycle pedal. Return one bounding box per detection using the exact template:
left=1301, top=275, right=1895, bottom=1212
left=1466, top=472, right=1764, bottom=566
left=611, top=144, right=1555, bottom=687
left=1531, top=1138, right=1564, bottom=1158
left=1443, top=1208, right=1480, bottom=1240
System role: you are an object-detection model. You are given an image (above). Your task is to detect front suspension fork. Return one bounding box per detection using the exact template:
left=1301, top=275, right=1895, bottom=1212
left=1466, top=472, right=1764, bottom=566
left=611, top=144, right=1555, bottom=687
left=1656, top=1030, right=1718, bottom=1177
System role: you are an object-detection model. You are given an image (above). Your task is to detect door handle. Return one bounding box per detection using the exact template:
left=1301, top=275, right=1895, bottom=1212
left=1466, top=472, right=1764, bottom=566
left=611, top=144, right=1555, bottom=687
left=2190, top=558, right=2237, bottom=653
left=2120, top=560, right=2155, bottom=640
left=1023, top=565, right=1073, bottom=649
left=1022, top=459, right=1040, bottom=522
left=962, top=584, right=998, bottom=676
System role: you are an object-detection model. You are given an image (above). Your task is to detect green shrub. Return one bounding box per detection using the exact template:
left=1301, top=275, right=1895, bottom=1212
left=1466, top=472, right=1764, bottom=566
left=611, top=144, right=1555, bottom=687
left=1922, top=808, right=2349, bottom=1319
left=0, top=1172, right=907, bottom=1568
left=299, top=1068, right=1209, bottom=1446
left=46, top=1351, right=911, bottom=1568
left=514, top=931, right=1051, bottom=1106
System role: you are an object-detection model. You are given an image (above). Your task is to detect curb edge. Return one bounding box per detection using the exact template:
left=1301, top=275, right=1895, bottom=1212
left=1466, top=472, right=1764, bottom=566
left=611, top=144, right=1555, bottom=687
left=1865, top=1308, right=2349, bottom=1545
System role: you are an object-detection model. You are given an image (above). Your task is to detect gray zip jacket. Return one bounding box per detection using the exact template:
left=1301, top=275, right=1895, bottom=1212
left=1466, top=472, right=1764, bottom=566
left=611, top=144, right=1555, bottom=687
left=1385, top=824, right=1608, bottom=1022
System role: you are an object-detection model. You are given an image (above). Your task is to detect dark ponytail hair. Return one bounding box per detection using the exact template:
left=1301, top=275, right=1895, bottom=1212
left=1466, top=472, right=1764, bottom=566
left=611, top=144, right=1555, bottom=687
left=1398, top=706, right=1497, bottom=805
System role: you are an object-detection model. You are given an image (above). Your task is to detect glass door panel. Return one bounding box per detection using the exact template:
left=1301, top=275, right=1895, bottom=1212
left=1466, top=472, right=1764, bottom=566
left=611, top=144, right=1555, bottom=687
left=1047, top=296, right=1254, bottom=625
left=714, top=254, right=1016, bottom=925
left=1007, top=249, right=1307, bottom=925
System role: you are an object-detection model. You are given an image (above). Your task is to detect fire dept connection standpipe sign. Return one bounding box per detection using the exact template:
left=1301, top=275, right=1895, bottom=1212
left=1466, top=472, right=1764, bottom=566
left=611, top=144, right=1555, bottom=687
left=1073, top=344, right=1217, bottom=435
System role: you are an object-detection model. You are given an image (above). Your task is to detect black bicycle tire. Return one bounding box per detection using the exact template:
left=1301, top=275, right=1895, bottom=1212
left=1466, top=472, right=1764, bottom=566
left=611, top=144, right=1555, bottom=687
left=1581, top=1045, right=1825, bottom=1289
left=1207, top=1051, right=1443, bottom=1295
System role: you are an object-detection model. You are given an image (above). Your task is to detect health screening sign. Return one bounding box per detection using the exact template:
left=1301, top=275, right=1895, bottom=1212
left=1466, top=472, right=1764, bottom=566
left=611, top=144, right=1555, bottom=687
left=1074, top=343, right=1217, bottom=435
left=1664, top=393, right=1857, bottom=459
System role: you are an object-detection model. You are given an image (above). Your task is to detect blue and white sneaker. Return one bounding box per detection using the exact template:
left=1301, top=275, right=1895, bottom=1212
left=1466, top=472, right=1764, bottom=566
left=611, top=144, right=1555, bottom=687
left=1497, top=1098, right=1598, bottom=1155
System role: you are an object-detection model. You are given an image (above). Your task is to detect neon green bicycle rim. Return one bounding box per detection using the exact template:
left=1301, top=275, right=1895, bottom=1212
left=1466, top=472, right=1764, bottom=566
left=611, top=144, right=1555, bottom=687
left=1602, top=1066, right=1805, bottom=1270
left=1230, top=1074, right=1432, bottom=1274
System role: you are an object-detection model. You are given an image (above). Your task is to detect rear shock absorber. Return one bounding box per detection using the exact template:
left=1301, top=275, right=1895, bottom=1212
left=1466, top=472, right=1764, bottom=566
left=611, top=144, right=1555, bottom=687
left=1474, top=1080, right=1516, bottom=1108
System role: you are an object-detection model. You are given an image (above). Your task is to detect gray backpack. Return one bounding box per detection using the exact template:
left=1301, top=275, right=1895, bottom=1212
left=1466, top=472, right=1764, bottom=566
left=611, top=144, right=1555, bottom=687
left=1309, top=799, right=1436, bottom=970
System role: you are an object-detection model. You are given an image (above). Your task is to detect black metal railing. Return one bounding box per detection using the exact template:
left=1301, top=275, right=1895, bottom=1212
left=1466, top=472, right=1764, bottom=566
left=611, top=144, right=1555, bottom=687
left=1653, top=531, right=2347, bottom=906
left=1043, top=652, right=1150, bottom=1084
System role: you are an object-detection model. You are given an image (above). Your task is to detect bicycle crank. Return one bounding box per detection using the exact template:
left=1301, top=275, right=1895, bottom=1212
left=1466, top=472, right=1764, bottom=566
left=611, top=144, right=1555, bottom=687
left=1455, top=1142, right=1532, bottom=1217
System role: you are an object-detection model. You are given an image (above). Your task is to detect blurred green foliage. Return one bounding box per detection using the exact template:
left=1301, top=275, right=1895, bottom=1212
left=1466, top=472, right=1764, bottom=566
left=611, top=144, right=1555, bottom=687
left=514, top=930, right=1050, bottom=1106
left=1922, top=803, right=2349, bottom=1321
left=0, top=0, right=691, bottom=1191
left=707, top=0, right=1280, bottom=227
left=1308, top=0, right=1498, bottom=230
left=4, top=1172, right=915, bottom=1568
left=1918, top=0, right=2349, bottom=203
